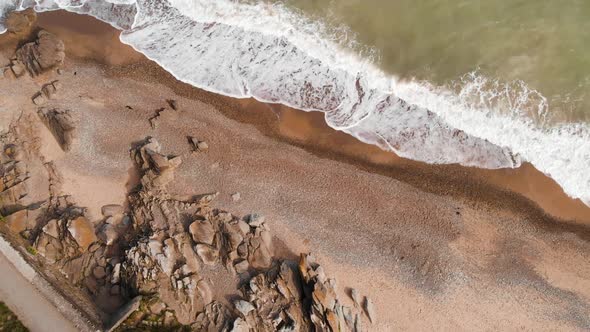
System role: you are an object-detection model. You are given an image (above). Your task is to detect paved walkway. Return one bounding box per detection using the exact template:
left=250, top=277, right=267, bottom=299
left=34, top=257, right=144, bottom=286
left=0, top=251, right=81, bottom=332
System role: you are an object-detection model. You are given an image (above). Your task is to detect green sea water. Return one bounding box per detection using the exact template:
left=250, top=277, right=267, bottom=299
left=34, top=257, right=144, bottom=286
left=265, top=0, right=590, bottom=124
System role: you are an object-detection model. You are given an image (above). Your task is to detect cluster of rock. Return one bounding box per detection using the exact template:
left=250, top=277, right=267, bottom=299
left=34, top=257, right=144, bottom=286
left=33, top=80, right=63, bottom=105
left=37, top=107, right=76, bottom=151
left=15, top=29, right=65, bottom=77
left=1, top=25, right=64, bottom=80
left=0, top=146, right=28, bottom=211
left=118, top=138, right=274, bottom=324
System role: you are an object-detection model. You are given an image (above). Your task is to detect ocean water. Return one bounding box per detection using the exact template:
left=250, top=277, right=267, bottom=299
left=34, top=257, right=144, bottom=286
left=1, top=0, right=589, bottom=207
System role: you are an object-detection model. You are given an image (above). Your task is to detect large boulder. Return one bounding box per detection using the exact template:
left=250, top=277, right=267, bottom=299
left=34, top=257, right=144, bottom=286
left=67, top=216, right=97, bottom=252
left=37, top=108, right=76, bottom=151
left=5, top=9, right=36, bottom=36
left=15, top=30, right=65, bottom=76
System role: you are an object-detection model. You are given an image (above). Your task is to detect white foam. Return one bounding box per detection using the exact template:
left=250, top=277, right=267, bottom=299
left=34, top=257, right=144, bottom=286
left=1, top=0, right=589, bottom=206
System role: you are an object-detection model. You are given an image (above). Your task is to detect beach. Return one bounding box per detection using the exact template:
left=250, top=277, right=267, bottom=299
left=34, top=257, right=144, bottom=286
left=0, top=9, right=589, bottom=331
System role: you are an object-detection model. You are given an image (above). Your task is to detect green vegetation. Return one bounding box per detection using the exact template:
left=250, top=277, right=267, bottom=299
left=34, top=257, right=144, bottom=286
left=0, top=301, right=29, bottom=332
left=0, top=213, right=5, bottom=223
left=25, top=246, right=36, bottom=256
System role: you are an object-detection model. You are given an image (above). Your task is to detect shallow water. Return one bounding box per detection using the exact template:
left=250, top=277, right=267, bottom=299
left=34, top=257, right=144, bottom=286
left=271, top=0, right=590, bottom=124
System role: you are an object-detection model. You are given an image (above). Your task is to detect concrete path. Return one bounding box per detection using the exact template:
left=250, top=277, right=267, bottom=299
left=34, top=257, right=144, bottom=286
left=0, top=252, right=80, bottom=332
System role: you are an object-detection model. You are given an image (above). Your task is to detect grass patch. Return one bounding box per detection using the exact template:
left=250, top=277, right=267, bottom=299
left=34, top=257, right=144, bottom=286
left=0, top=213, right=5, bottom=223
left=25, top=246, right=37, bottom=256
left=0, top=301, right=29, bottom=332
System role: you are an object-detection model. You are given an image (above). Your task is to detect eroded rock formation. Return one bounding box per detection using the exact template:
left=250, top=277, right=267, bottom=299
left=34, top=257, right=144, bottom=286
left=15, top=29, right=65, bottom=76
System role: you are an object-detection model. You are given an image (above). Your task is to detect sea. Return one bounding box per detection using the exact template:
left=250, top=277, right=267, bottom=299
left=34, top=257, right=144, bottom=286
left=1, top=0, right=589, bottom=206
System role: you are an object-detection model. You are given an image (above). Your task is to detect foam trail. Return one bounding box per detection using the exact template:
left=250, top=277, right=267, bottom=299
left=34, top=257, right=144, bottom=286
left=1, top=0, right=589, bottom=206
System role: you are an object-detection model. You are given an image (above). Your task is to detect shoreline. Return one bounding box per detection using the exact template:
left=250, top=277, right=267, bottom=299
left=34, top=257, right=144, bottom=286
left=34, top=11, right=590, bottom=224
left=1, top=9, right=590, bottom=331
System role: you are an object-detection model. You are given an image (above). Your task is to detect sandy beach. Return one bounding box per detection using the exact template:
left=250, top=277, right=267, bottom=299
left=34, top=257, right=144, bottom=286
left=0, top=9, right=589, bottom=331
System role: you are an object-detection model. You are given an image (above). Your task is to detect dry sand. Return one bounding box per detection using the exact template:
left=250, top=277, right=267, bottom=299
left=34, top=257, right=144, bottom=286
left=0, top=10, right=589, bottom=331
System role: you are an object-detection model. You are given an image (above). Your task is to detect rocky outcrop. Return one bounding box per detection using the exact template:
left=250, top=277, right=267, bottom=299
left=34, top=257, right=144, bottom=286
left=4, top=9, right=36, bottom=36
left=1, top=131, right=370, bottom=331
left=15, top=30, right=65, bottom=76
left=120, top=138, right=275, bottom=325
left=229, top=253, right=362, bottom=332
left=37, top=108, right=76, bottom=151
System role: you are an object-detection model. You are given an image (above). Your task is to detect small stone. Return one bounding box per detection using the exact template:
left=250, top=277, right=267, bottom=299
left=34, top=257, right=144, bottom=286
left=231, top=317, right=249, bottom=332
left=350, top=288, right=360, bottom=307
left=195, top=244, right=219, bottom=265
left=197, top=141, right=209, bottom=151
left=188, top=136, right=208, bottom=152
left=234, top=300, right=255, bottom=316
left=247, top=214, right=265, bottom=227
left=189, top=220, right=215, bottom=245
left=10, top=63, right=25, bottom=77
left=237, top=220, right=250, bottom=235
left=231, top=192, right=241, bottom=202
left=149, top=301, right=166, bottom=315
left=42, top=219, right=60, bottom=238
left=111, top=263, right=121, bottom=284
left=99, top=223, right=119, bottom=246
left=32, top=93, right=47, bottom=105
left=101, top=204, right=124, bottom=217
left=2, top=67, right=15, bottom=79
left=166, top=99, right=178, bottom=110
left=93, top=266, right=106, bottom=279
left=234, top=260, right=249, bottom=274
left=364, top=297, right=376, bottom=324
left=41, top=82, right=58, bottom=99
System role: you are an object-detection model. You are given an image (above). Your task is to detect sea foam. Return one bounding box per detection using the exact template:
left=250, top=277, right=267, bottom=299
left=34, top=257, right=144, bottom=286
left=1, top=0, right=589, bottom=207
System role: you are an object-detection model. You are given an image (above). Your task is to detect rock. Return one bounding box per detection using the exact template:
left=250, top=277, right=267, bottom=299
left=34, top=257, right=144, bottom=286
left=10, top=63, right=25, bottom=78
left=234, top=300, right=255, bottom=316
left=5, top=9, right=36, bottom=35
left=231, top=192, right=241, bottom=202
left=101, top=204, right=124, bottom=217
left=93, top=266, right=106, bottom=279
left=247, top=214, right=265, bottom=227
left=350, top=288, right=360, bottom=307
left=32, top=93, right=47, bottom=105
left=99, top=223, right=118, bottom=245
left=66, top=217, right=97, bottom=251
left=237, top=220, right=250, bottom=235
left=364, top=297, right=375, bottom=324
left=164, top=311, right=175, bottom=326
left=234, top=260, right=249, bottom=274
left=41, top=81, right=60, bottom=99
left=248, top=237, right=272, bottom=270
left=197, top=141, right=209, bottom=151
left=4, top=210, right=29, bottom=234
left=231, top=318, right=249, bottom=332
left=42, top=219, right=60, bottom=238
left=189, top=137, right=208, bottom=152
left=195, top=244, right=219, bottom=265
left=2, top=67, right=15, bottom=80
left=166, top=99, right=178, bottom=110
left=189, top=220, right=215, bottom=245
left=37, top=108, right=76, bottom=151
left=149, top=301, right=167, bottom=315
left=16, top=30, right=65, bottom=76
left=111, top=263, right=121, bottom=284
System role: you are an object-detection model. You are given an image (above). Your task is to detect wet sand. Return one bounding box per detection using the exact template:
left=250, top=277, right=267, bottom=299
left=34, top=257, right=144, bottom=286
left=1, top=10, right=589, bottom=331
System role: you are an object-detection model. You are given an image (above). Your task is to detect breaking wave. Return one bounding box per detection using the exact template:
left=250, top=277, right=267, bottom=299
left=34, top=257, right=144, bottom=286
left=1, top=0, right=589, bottom=207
